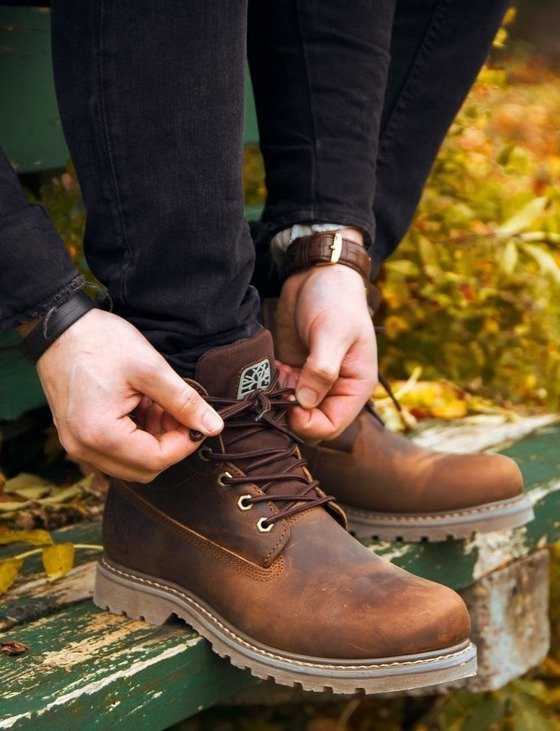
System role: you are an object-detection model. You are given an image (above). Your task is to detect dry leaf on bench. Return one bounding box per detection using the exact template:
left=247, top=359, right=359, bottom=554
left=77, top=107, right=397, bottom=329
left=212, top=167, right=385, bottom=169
left=0, top=558, right=24, bottom=594
left=37, top=485, right=84, bottom=506
left=3, top=473, right=52, bottom=500
left=41, top=543, right=75, bottom=580
left=1, top=641, right=29, bottom=656
left=0, top=527, right=53, bottom=547
left=0, top=501, right=31, bottom=513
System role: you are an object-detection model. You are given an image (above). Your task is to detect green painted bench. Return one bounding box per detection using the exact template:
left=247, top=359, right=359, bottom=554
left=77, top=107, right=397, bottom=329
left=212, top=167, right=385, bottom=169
left=1, top=419, right=559, bottom=728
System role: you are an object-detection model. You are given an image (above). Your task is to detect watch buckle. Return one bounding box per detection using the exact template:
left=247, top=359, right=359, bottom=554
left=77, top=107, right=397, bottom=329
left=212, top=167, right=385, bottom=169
left=330, top=232, right=343, bottom=264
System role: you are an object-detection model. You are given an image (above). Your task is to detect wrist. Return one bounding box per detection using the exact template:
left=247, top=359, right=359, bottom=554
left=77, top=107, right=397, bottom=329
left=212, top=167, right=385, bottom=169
left=20, top=291, right=98, bottom=365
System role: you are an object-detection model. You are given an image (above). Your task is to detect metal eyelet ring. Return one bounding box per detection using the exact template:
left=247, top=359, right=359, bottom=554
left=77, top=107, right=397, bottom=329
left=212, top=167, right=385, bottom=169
left=237, top=495, right=253, bottom=511
left=257, top=517, right=274, bottom=533
left=217, top=471, right=233, bottom=488
left=198, top=446, right=212, bottom=461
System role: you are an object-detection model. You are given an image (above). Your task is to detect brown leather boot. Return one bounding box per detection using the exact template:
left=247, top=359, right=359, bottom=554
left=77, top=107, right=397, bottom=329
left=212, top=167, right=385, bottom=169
left=94, top=330, right=475, bottom=693
left=261, top=299, right=533, bottom=542
left=301, top=402, right=533, bottom=542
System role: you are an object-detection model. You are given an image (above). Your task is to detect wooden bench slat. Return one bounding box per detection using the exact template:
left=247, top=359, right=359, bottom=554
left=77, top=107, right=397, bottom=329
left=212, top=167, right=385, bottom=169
left=0, top=602, right=255, bottom=730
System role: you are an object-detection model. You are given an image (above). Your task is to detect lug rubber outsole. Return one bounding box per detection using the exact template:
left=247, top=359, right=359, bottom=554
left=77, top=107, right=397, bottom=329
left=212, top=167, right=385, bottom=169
left=345, top=494, right=534, bottom=542
left=94, top=559, right=477, bottom=694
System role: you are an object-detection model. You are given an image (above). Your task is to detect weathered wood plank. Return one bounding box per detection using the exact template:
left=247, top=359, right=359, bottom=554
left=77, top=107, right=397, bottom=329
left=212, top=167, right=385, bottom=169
left=0, top=602, right=256, bottom=730
left=410, top=414, right=559, bottom=454
left=0, top=563, right=96, bottom=632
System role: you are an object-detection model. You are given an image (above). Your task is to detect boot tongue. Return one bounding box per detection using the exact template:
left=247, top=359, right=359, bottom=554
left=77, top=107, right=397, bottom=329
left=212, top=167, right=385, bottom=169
left=195, top=328, right=275, bottom=400
left=195, top=328, right=309, bottom=501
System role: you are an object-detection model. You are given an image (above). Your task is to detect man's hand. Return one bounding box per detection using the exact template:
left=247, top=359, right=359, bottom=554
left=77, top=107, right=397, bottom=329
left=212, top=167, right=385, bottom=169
left=275, top=264, right=377, bottom=441
left=36, top=309, right=223, bottom=482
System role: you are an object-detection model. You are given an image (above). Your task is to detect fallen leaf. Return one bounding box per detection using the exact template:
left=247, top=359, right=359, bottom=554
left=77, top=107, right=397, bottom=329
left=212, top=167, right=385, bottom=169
left=41, top=543, right=75, bottom=579
left=8, top=485, right=51, bottom=500
left=0, top=527, right=53, bottom=546
left=0, top=501, right=31, bottom=513
left=1, top=641, right=29, bottom=656
left=3, top=473, right=51, bottom=496
left=0, top=558, right=24, bottom=594
left=37, top=486, right=83, bottom=506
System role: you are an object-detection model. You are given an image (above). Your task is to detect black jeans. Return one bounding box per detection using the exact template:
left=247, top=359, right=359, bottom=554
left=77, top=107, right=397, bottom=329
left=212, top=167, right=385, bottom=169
left=51, top=0, right=508, bottom=375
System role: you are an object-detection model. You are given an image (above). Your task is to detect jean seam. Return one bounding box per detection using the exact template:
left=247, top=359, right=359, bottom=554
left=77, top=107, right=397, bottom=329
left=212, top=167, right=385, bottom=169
left=377, top=0, right=454, bottom=170
left=294, top=1, right=317, bottom=218
left=97, top=0, right=133, bottom=305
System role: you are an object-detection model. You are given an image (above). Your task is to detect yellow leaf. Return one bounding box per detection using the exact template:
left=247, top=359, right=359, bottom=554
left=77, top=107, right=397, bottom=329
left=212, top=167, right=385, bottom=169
left=431, top=399, right=468, bottom=420
left=499, top=240, right=518, bottom=276
left=37, top=485, right=83, bottom=506
left=0, top=501, right=31, bottom=513
left=11, top=486, right=51, bottom=500
left=521, top=242, right=560, bottom=284
left=0, top=528, right=53, bottom=547
left=0, top=558, right=23, bottom=595
left=41, top=543, right=75, bottom=580
left=496, top=197, right=549, bottom=237
left=418, top=237, right=439, bottom=267
left=3, top=473, right=51, bottom=496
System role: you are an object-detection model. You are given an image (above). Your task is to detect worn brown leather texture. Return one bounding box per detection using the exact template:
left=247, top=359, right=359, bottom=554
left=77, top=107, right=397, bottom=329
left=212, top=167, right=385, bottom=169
left=303, top=407, right=524, bottom=514
left=103, top=330, right=470, bottom=659
left=283, top=232, right=372, bottom=283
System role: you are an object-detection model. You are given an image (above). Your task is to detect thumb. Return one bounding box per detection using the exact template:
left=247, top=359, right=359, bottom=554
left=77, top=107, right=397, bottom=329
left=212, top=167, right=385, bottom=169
left=134, top=358, right=223, bottom=436
left=295, top=332, right=347, bottom=408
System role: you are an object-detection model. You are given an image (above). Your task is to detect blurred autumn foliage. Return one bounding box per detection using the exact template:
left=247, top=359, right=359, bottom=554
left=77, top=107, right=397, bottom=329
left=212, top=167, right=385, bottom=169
left=377, top=59, right=560, bottom=411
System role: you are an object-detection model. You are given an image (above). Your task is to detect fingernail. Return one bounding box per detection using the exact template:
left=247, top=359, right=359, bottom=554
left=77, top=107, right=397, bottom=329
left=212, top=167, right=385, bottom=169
left=297, top=387, right=318, bottom=408
left=201, top=409, right=223, bottom=434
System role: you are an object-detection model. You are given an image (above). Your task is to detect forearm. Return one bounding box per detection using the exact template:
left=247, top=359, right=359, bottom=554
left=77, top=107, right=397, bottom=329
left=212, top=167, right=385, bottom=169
left=0, top=148, right=83, bottom=333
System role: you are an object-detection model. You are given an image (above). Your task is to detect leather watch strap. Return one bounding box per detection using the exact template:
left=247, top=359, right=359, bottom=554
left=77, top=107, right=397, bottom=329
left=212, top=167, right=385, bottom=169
left=283, top=232, right=371, bottom=284
left=20, top=291, right=97, bottom=364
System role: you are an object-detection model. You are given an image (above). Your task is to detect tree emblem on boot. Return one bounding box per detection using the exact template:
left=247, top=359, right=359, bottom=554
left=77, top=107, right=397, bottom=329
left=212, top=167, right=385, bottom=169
left=237, top=359, right=272, bottom=399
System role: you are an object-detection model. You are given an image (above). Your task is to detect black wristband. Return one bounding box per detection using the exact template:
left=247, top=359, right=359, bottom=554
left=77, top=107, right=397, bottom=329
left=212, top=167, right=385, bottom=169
left=20, top=291, right=97, bottom=364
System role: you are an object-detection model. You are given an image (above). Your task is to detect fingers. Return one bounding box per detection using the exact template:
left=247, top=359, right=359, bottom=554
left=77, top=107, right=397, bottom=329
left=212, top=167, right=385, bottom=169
left=288, top=388, right=369, bottom=441
left=295, top=332, right=348, bottom=409
left=135, top=357, right=223, bottom=436
left=60, top=413, right=201, bottom=483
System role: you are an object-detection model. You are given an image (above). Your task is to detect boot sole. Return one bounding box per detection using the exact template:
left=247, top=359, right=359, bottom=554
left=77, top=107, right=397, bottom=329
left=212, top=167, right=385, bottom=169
left=94, top=559, right=477, bottom=694
left=345, top=494, right=534, bottom=542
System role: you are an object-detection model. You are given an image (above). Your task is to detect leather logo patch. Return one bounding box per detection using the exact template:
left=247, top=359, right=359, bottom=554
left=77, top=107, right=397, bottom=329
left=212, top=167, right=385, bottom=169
left=237, top=358, right=272, bottom=399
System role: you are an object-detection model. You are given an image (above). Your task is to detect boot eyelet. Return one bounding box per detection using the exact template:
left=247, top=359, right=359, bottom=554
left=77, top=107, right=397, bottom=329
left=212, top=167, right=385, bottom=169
left=237, top=495, right=253, bottom=511
left=257, top=517, right=274, bottom=533
left=198, top=446, right=212, bottom=461
left=217, top=471, right=233, bottom=488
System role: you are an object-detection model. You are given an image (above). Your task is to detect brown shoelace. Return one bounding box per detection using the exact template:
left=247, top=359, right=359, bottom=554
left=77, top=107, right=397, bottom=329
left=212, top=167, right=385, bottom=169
left=191, top=376, right=335, bottom=529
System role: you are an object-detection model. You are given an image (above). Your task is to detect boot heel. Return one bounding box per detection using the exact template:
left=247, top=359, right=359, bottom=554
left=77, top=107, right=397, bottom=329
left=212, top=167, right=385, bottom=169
left=94, top=562, right=175, bottom=626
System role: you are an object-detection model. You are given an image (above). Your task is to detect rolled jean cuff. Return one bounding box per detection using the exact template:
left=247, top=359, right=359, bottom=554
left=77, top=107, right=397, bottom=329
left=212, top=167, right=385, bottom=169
left=259, top=209, right=374, bottom=249
left=0, top=205, right=84, bottom=332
